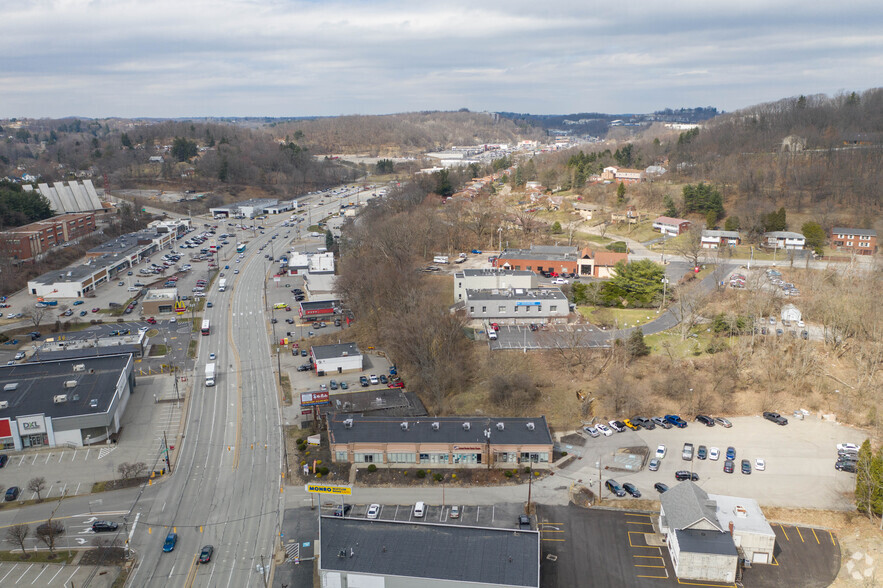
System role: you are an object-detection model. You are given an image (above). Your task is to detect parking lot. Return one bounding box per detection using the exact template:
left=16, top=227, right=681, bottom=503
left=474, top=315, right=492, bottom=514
left=319, top=501, right=529, bottom=530
left=567, top=415, right=864, bottom=510
left=537, top=506, right=839, bottom=588
left=0, top=562, right=119, bottom=587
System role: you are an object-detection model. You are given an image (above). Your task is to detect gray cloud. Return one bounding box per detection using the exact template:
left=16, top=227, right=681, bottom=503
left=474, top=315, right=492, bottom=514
left=1, top=0, right=880, bottom=117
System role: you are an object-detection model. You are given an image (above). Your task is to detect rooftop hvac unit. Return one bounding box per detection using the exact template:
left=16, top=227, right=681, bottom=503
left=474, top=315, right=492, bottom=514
left=73, top=363, right=85, bottom=372
left=462, top=422, right=471, bottom=431
left=342, top=352, right=348, bottom=357
left=64, top=380, right=78, bottom=388
left=431, top=422, right=440, bottom=431
left=0, top=401, right=7, bottom=409
left=54, top=394, right=68, bottom=404
left=89, top=399, right=98, bottom=408
left=343, top=418, right=354, bottom=428
left=526, top=422, right=535, bottom=431
left=4, top=383, right=19, bottom=392
left=400, top=422, right=409, bottom=431
left=496, top=422, right=505, bottom=431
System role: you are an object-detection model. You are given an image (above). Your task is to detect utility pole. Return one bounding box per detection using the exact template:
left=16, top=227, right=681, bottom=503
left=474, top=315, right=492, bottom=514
left=527, top=460, right=533, bottom=511
left=260, top=554, right=269, bottom=587
left=163, top=431, right=173, bottom=473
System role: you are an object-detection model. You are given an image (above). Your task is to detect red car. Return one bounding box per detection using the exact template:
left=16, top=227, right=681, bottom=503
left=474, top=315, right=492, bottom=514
left=490, top=323, right=500, bottom=331
left=387, top=381, right=405, bottom=389
left=146, top=317, right=157, bottom=324
left=91, top=307, right=100, bottom=313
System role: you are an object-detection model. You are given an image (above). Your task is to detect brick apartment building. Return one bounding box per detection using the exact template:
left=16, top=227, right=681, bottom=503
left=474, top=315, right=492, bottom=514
left=0, top=212, right=96, bottom=261
left=493, top=245, right=627, bottom=278
left=830, top=227, right=877, bottom=255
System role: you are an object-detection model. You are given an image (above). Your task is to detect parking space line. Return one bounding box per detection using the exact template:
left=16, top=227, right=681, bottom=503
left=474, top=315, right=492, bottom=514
left=58, top=452, right=64, bottom=463
left=71, top=449, right=77, bottom=461
left=64, top=567, right=79, bottom=586
left=1, top=564, right=18, bottom=583
left=811, top=527, right=820, bottom=544
left=796, top=526, right=805, bottom=543
left=828, top=530, right=836, bottom=545
left=675, top=580, right=735, bottom=587
left=635, top=564, right=666, bottom=568
left=30, top=564, right=49, bottom=584
left=47, top=567, right=64, bottom=584
left=627, top=531, right=659, bottom=549
left=15, top=563, right=34, bottom=583
left=44, top=453, right=51, bottom=464
left=779, top=525, right=790, bottom=541
left=627, top=521, right=654, bottom=525
left=637, top=575, right=669, bottom=579
left=627, top=513, right=654, bottom=518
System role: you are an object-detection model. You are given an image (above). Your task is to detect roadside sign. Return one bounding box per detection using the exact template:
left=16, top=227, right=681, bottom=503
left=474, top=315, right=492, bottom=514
left=304, top=484, right=352, bottom=495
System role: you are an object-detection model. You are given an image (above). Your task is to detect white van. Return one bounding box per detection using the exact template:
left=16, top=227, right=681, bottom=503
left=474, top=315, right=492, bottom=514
left=413, top=501, right=425, bottom=518
left=128, top=286, right=141, bottom=292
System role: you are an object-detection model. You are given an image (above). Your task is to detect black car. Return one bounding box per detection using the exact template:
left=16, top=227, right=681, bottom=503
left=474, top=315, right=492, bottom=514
left=654, top=482, right=669, bottom=494
left=199, top=545, right=214, bottom=564
left=741, top=459, right=752, bottom=474
left=675, top=471, right=699, bottom=481
left=605, top=480, right=626, bottom=497
left=301, top=349, right=308, bottom=357
left=5, top=486, right=20, bottom=501
left=633, top=416, right=654, bottom=430
left=723, top=460, right=735, bottom=473
left=835, top=461, right=857, bottom=473
left=763, top=411, right=788, bottom=425
left=297, top=364, right=311, bottom=372
left=697, top=445, right=708, bottom=460
left=0, top=454, right=8, bottom=468
left=92, top=521, right=119, bottom=533
left=360, top=376, right=369, bottom=387
left=622, top=482, right=641, bottom=498
left=518, top=514, right=532, bottom=530
left=379, top=374, right=388, bottom=384
left=333, top=504, right=352, bottom=517
left=695, top=415, right=715, bottom=426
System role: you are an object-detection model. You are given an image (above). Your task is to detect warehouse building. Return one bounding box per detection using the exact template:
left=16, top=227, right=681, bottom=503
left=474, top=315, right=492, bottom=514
left=454, top=268, right=536, bottom=302
left=464, top=288, right=569, bottom=321
left=327, top=414, right=553, bottom=469
left=0, top=354, right=135, bottom=450
left=319, top=516, right=540, bottom=588
left=209, top=198, right=278, bottom=219
left=311, top=342, right=363, bottom=375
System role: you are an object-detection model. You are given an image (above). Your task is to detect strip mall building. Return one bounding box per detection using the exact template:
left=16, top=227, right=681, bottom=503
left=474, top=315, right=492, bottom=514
left=327, top=414, right=553, bottom=469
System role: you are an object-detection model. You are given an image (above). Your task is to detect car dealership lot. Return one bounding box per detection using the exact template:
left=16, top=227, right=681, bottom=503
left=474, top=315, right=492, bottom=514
left=578, top=415, right=865, bottom=510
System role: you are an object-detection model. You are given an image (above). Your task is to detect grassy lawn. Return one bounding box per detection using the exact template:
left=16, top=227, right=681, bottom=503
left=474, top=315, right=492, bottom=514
left=149, top=344, right=168, bottom=357
left=187, top=340, right=197, bottom=359
left=280, top=374, right=292, bottom=405
left=0, top=550, right=75, bottom=564
left=643, top=329, right=721, bottom=359
left=605, top=221, right=660, bottom=243
left=578, top=305, right=663, bottom=328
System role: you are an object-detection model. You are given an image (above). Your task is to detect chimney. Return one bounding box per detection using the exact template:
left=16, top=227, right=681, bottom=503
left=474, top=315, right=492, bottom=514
left=729, top=521, right=734, bottom=534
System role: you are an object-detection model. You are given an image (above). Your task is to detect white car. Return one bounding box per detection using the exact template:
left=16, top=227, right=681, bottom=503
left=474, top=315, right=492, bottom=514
left=837, top=443, right=860, bottom=453
left=369, top=374, right=379, bottom=385
left=655, top=445, right=667, bottom=459
left=14, top=351, right=26, bottom=360
left=797, top=320, right=805, bottom=328
left=709, top=447, right=720, bottom=461
left=170, top=317, right=177, bottom=323
left=595, top=423, right=613, bottom=437
left=366, top=504, right=381, bottom=519
left=755, top=458, right=766, bottom=471
left=551, top=277, right=569, bottom=285
left=209, top=353, right=216, bottom=360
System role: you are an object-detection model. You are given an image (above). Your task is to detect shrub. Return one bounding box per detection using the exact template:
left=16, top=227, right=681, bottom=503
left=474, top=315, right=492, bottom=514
left=451, top=474, right=457, bottom=479
left=504, top=470, right=514, bottom=478
left=433, top=473, right=443, bottom=482
left=534, top=471, right=540, bottom=476
left=524, top=467, right=531, bottom=473
left=315, top=472, right=322, bottom=478
left=416, top=469, right=426, bottom=479
left=561, top=451, right=568, bottom=457
left=319, top=466, right=329, bottom=475
left=296, top=438, right=304, bottom=444
left=316, top=459, right=322, bottom=465
left=367, top=464, right=377, bottom=473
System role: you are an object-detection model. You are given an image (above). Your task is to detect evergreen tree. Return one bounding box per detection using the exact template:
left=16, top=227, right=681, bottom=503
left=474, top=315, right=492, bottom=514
left=616, top=182, right=626, bottom=204
left=801, top=221, right=826, bottom=255
left=626, top=329, right=650, bottom=359
left=663, top=194, right=678, bottom=217
left=724, top=216, right=741, bottom=231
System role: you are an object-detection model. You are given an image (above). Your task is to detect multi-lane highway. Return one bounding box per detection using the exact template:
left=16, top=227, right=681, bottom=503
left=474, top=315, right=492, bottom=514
left=127, top=183, right=380, bottom=586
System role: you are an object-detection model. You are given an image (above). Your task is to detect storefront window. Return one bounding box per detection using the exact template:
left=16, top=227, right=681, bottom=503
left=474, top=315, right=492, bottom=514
left=335, top=451, right=348, bottom=462
left=419, top=453, right=449, bottom=464
left=453, top=453, right=480, bottom=464
left=387, top=453, right=416, bottom=463
left=354, top=452, right=383, bottom=463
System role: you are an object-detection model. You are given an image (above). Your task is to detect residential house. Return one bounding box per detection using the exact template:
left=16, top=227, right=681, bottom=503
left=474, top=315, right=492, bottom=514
left=830, top=227, right=877, bottom=255
left=701, top=230, right=741, bottom=249
left=653, top=216, right=692, bottom=236
left=762, top=231, right=805, bottom=250
left=611, top=205, right=638, bottom=224
left=601, top=166, right=644, bottom=184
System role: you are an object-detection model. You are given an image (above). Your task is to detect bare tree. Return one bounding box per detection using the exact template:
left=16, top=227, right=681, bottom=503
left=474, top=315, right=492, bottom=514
left=36, top=520, right=63, bottom=555
left=671, top=224, right=706, bottom=268
left=27, top=477, right=47, bottom=502
left=118, top=462, right=148, bottom=479
left=674, top=281, right=710, bottom=340
left=25, top=306, right=48, bottom=329
left=5, top=524, right=29, bottom=556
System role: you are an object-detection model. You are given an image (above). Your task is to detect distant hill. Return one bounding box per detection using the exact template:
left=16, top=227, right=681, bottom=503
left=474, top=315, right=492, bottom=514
left=267, top=111, right=545, bottom=156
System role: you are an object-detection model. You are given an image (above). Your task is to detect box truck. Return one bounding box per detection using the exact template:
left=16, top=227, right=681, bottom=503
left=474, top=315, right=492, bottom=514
left=205, top=363, right=216, bottom=387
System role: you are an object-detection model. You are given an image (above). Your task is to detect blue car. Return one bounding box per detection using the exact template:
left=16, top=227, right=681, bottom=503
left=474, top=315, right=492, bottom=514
left=664, top=414, right=688, bottom=428
left=726, top=446, right=736, bottom=461
left=163, top=532, right=178, bottom=552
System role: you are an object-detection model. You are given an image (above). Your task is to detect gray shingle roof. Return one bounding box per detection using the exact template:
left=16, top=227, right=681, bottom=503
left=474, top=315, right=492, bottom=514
left=320, top=516, right=540, bottom=586
left=660, top=481, right=723, bottom=532
left=831, top=227, right=876, bottom=237
left=311, top=342, right=360, bottom=361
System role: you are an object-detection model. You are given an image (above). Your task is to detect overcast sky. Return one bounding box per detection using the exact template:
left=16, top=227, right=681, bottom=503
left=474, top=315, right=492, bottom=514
left=2, top=1, right=880, bottom=118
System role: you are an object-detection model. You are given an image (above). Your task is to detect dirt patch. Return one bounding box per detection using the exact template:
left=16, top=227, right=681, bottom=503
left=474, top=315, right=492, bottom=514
left=80, top=547, right=127, bottom=566
left=572, top=485, right=595, bottom=507
left=353, top=466, right=548, bottom=488
left=92, top=476, right=149, bottom=493
left=559, top=433, right=586, bottom=447
left=286, top=426, right=350, bottom=484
